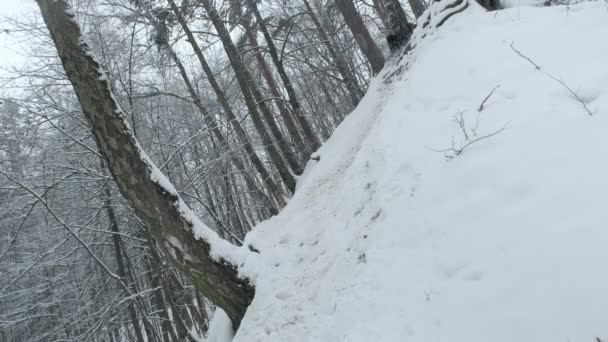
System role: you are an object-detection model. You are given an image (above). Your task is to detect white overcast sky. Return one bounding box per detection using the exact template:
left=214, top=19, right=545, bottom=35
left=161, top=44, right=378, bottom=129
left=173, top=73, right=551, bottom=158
left=0, top=0, right=38, bottom=76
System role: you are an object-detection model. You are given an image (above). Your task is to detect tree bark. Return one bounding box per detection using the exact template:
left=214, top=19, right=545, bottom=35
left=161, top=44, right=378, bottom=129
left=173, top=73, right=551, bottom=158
left=476, top=0, right=500, bottom=10
left=35, top=0, right=254, bottom=329
left=381, top=0, right=415, bottom=51
left=164, top=43, right=282, bottom=214
left=335, top=0, right=385, bottom=75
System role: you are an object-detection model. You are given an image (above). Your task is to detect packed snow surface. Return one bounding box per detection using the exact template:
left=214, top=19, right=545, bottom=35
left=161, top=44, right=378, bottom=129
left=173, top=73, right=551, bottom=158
left=224, top=2, right=608, bottom=341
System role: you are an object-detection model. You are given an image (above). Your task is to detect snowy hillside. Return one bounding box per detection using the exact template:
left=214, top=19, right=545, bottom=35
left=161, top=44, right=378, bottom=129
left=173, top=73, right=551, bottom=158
left=225, top=2, right=608, bottom=341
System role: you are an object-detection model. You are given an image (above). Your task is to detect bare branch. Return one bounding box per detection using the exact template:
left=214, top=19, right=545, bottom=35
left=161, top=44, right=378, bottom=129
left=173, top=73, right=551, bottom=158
left=510, top=42, right=593, bottom=116
left=478, top=85, right=500, bottom=112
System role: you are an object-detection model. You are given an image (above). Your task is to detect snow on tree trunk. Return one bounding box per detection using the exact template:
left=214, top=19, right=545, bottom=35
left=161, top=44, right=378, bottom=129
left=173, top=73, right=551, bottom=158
left=35, top=0, right=255, bottom=329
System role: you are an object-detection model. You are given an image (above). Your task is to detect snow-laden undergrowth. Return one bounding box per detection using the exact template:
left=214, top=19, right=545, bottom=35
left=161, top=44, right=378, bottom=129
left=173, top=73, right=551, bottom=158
left=216, top=2, right=608, bottom=341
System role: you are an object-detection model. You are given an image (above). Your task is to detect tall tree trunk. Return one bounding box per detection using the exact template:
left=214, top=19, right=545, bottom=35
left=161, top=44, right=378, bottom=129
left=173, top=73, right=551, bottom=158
left=36, top=0, right=254, bottom=329
left=244, top=27, right=307, bottom=157
left=302, top=0, right=364, bottom=106
left=335, top=0, right=385, bottom=75
left=246, top=0, right=321, bottom=157
left=196, top=0, right=300, bottom=191
left=166, top=0, right=288, bottom=204
left=476, top=0, right=500, bottom=10
left=163, top=43, right=282, bottom=214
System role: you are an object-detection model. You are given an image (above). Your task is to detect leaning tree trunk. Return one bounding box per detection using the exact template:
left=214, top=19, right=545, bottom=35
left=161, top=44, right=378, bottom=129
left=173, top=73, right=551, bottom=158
left=477, top=0, right=500, bottom=10
left=35, top=0, right=254, bottom=329
left=335, top=0, right=385, bottom=75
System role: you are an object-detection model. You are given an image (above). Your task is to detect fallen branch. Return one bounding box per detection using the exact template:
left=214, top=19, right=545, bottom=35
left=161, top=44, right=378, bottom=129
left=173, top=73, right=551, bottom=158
left=510, top=42, right=593, bottom=116
left=430, top=109, right=510, bottom=160
left=430, top=123, right=509, bottom=159
left=478, top=85, right=500, bottom=112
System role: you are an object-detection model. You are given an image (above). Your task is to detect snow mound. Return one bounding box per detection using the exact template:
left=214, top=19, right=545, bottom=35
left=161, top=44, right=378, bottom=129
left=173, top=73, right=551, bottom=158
left=234, top=2, right=608, bottom=341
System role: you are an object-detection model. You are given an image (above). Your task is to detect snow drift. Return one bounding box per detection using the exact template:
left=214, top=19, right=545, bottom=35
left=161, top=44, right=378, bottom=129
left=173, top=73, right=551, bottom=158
left=219, top=1, right=608, bottom=341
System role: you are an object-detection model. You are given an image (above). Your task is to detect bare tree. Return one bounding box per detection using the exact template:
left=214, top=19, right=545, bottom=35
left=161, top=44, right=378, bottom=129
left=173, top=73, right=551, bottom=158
left=200, top=0, right=302, bottom=190
left=166, top=0, right=288, bottom=208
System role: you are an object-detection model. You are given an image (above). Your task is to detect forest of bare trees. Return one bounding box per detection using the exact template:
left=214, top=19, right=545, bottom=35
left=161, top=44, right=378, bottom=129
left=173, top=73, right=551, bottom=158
left=0, top=0, right=503, bottom=340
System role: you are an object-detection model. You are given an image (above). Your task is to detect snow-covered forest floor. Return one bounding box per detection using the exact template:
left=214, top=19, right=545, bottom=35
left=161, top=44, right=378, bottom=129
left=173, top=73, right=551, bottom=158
left=218, top=2, right=608, bottom=341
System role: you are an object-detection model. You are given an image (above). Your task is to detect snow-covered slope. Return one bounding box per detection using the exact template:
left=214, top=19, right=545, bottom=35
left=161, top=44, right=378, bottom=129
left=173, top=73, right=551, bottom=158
left=230, top=2, right=608, bottom=341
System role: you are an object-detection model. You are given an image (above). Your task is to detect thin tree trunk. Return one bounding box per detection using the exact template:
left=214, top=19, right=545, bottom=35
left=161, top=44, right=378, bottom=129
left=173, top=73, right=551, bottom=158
left=188, top=0, right=300, bottom=191
left=302, top=0, right=364, bottom=106
left=246, top=0, right=321, bottom=157
left=335, top=0, right=385, bottom=75
left=244, top=27, right=307, bottom=157
left=164, top=43, right=282, bottom=214
left=36, top=0, right=254, bottom=329
left=166, top=0, right=288, bottom=203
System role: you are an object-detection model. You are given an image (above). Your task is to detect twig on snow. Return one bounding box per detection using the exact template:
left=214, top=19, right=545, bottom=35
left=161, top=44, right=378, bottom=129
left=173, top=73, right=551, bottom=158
left=430, top=108, right=510, bottom=160
left=510, top=42, right=593, bottom=116
left=430, top=123, right=510, bottom=160
left=478, top=85, right=501, bottom=112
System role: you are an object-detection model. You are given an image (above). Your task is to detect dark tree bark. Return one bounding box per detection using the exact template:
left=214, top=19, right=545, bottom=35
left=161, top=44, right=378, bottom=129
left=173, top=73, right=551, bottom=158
left=477, top=0, right=500, bottom=10
left=244, top=27, right=308, bottom=157
left=163, top=42, right=283, bottom=213
left=335, top=0, right=385, bottom=75
left=35, top=0, right=254, bottom=329
left=383, top=0, right=415, bottom=50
